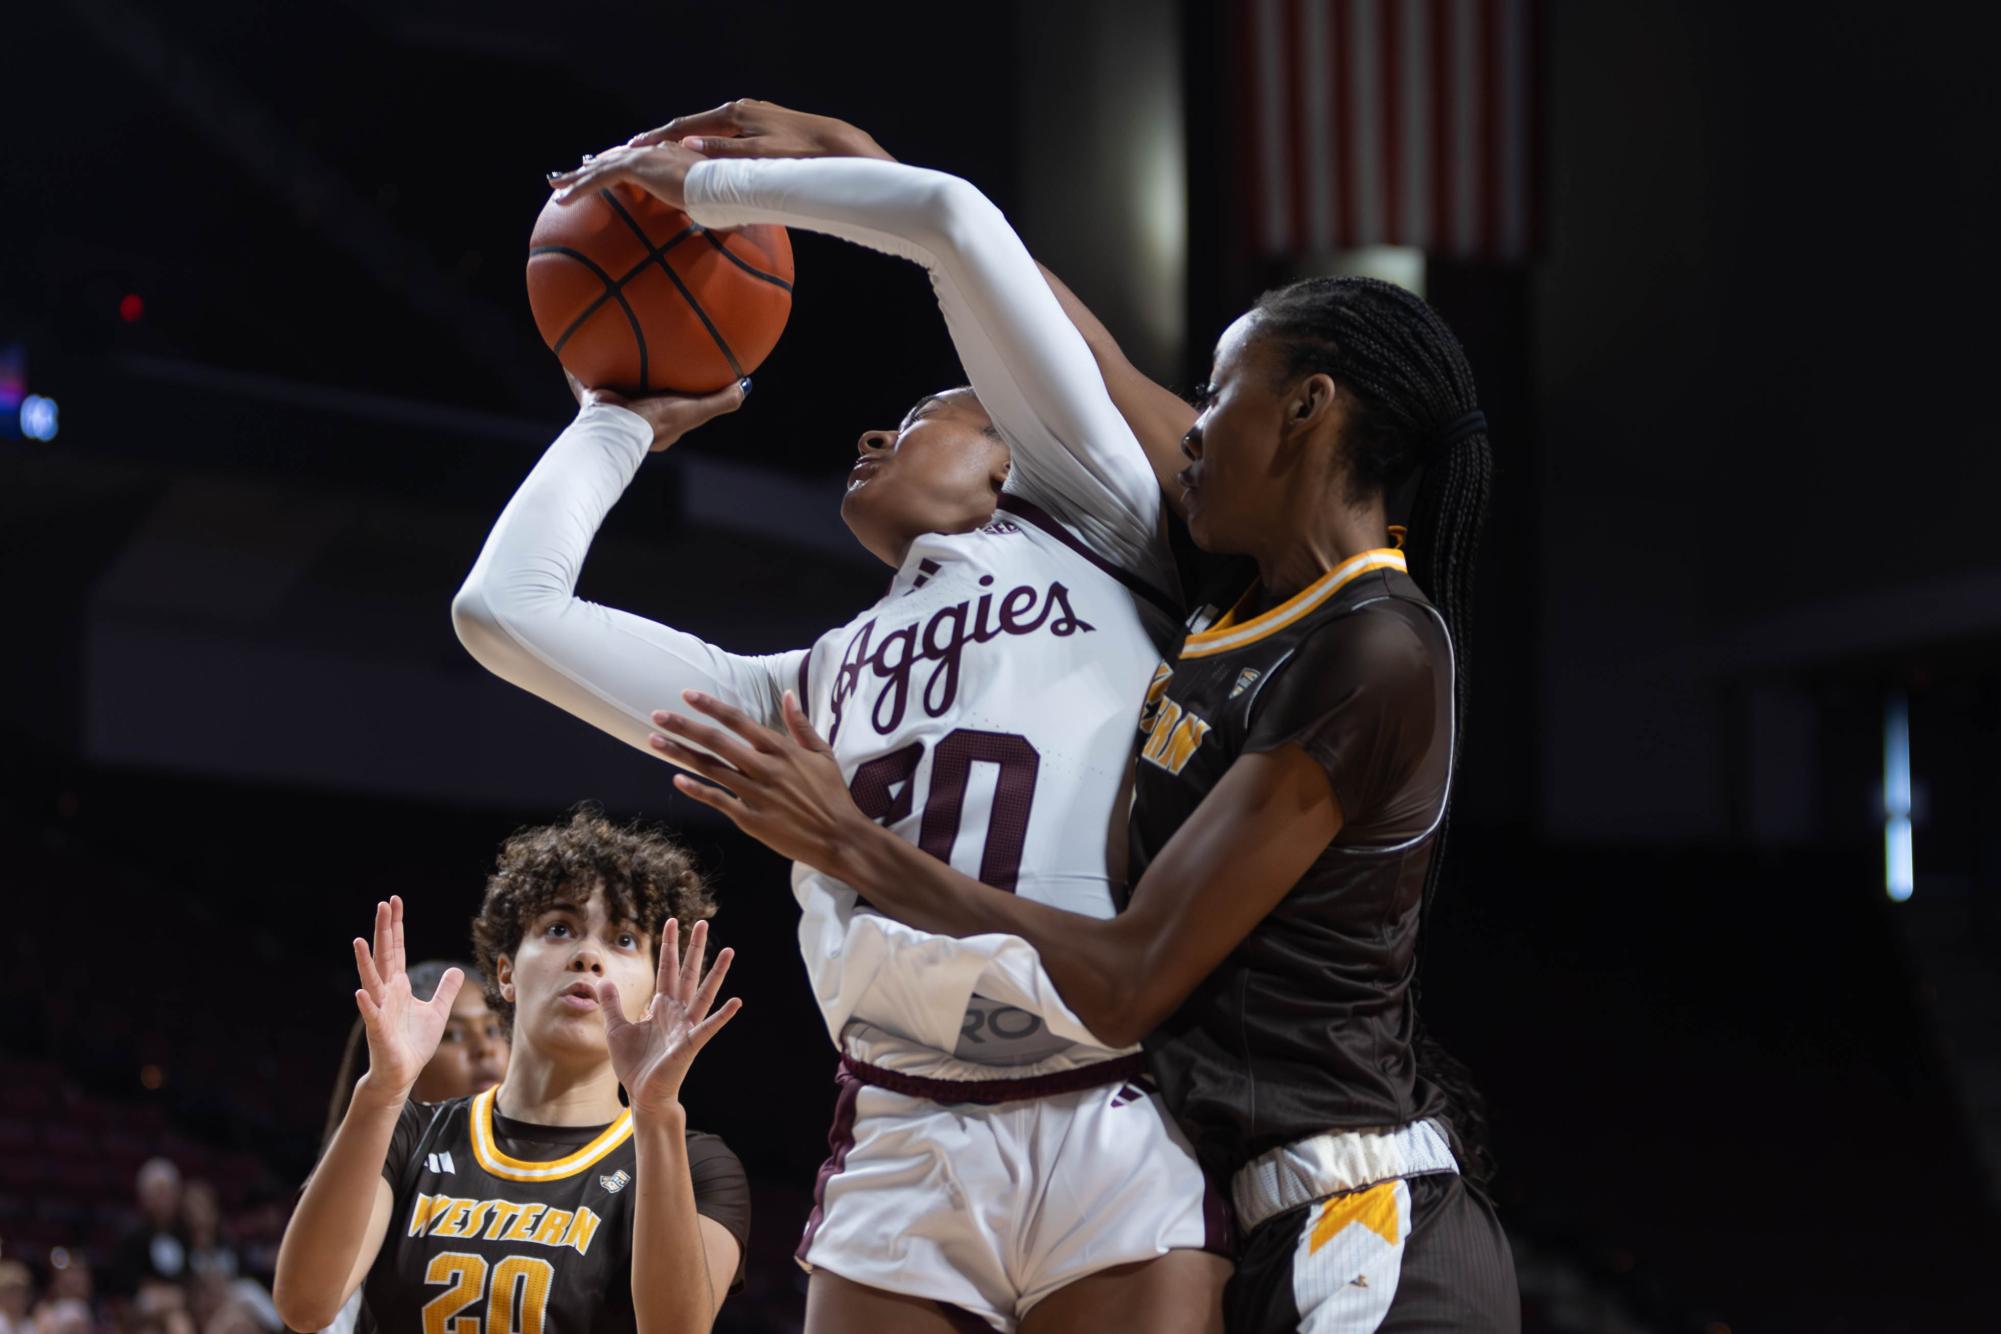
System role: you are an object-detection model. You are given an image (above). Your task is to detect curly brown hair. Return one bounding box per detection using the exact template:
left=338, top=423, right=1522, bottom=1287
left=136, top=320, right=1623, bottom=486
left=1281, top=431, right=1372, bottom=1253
left=471, top=804, right=715, bottom=1025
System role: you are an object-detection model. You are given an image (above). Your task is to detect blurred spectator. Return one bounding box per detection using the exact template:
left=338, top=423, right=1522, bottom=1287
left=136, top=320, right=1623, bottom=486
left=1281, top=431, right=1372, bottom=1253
left=185, top=1275, right=230, bottom=1334
left=186, top=1272, right=277, bottom=1334
left=201, top=1305, right=263, bottom=1334
left=108, top=1160, right=187, bottom=1294
left=29, top=1299, right=86, bottom=1334
left=0, top=1261, right=32, bottom=1334
left=44, top=1257, right=89, bottom=1312
left=181, top=1185, right=237, bottom=1284
left=132, top=1281, right=186, bottom=1320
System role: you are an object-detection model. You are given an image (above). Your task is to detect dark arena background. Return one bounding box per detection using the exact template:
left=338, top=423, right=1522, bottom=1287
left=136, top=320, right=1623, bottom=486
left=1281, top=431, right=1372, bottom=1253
left=3, top=2, right=1996, bottom=1331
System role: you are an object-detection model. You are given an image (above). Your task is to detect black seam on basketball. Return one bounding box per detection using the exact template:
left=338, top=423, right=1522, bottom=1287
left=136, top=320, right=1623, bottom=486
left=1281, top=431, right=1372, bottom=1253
left=659, top=263, right=746, bottom=380
left=530, top=244, right=646, bottom=390
left=598, top=191, right=744, bottom=381
left=541, top=230, right=697, bottom=355
left=700, top=231, right=794, bottom=292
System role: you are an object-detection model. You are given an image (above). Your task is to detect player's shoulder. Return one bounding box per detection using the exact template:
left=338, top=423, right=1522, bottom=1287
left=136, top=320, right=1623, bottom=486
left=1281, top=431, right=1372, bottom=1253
left=988, top=495, right=1183, bottom=623
left=1285, top=586, right=1445, bottom=686
left=682, top=1127, right=745, bottom=1176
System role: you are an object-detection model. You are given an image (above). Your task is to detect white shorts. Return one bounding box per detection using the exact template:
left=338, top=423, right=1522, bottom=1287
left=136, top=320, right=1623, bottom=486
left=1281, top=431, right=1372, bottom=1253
left=797, top=1059, right=1229, bottom=1332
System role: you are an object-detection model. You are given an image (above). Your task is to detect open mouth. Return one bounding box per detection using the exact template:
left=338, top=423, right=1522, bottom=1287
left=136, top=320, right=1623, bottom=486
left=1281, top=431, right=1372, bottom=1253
left=557, top=981, right=599, bottom=1010
left=847, top=458, right=884, bottom=492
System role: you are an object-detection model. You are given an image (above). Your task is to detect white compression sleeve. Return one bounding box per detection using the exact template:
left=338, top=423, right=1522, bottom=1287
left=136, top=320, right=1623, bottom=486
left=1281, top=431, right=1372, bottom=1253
left=685, top=157, right=1174, bottom=603
left=453, top=401, right=803, bottom=762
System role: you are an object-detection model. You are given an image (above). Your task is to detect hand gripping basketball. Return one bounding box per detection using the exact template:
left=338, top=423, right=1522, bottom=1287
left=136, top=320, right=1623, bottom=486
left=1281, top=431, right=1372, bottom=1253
left=565, top=369, right=748, bottom=454
left=532, top=140, right=793, bottom=396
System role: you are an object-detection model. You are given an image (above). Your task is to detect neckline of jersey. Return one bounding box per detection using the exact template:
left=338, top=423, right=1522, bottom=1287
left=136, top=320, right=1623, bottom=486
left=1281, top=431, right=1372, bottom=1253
left=469, top=1086, right=634, bottom=1182
left=492, top=1108, right=612, bottom=1144
left=1181, top=548, right=1407, bottom=659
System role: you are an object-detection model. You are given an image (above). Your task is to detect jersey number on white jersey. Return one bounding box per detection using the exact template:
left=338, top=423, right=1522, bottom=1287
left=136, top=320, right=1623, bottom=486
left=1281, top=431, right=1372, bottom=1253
left=848, top=728, right=1040, bottom=892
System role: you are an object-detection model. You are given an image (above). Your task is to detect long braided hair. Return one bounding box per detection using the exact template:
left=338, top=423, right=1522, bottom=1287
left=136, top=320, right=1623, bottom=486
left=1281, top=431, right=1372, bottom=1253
left=1250, top=275, right=1497, bottom=1184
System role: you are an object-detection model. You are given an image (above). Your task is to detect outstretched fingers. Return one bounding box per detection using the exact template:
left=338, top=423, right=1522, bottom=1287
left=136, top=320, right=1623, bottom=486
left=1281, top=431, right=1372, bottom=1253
left=650, top=701, right=767, bottom=773
left=670, top=772, right=747, bottom=821
left=688, top=996, right=744, bottom=1052
left=352, top=935, right=385, bottom=998
left=389, top=895, right=407, bottom=977
left=780, top=690, right=832, bottom=753
left=426, top=966, right=465, bottom=1018
left=646, top=732, right=740, bottom=790
left=677, top=919, right=709, bottom=1003
left=596, top=979, right=630, bottom=1037
left=660, top=920, right=692, bottom=1000
left=370, top=900, right=397, bottom=985
left=688, top=944, right=734, bottom=1026
left=627, top=103, right=744, bottom=148
left=547, top=148, right=638, bottom=200
left=679, top=689, right=790, bottom=755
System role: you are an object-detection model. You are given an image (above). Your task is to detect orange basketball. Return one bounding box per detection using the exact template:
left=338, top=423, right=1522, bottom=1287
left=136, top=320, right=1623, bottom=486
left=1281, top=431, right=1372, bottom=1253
left=526, top=183, right=793, bottom=395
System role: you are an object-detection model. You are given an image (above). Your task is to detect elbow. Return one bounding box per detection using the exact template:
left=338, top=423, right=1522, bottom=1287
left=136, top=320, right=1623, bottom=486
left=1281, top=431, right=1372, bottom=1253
left=450, top=576, right=493, bottom=650
left=1092, top=1006, right=1149, bottom=1053
left=909, top=172, right=1003, bottom=258
left=1080, top=927, right=1176, bottom=1050
left=271, top=1276, right=337, bottom=1333
left=451, top=574, right=518, bottom=675
left=1083, top=968, right=1156, bottom=1051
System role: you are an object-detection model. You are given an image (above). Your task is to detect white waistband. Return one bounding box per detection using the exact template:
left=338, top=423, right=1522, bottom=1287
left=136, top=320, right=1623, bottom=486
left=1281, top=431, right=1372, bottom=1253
left=1230, top=1120, right=1459, bottom=1234
left=841, top=1020, right=1131, bottom=1084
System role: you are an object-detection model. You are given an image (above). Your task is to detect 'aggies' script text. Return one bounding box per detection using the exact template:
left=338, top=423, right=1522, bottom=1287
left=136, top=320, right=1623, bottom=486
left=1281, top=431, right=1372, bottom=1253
left=830, top=576, right=1094, bottom=741
left=405, top=1194, right=604, bottom=1256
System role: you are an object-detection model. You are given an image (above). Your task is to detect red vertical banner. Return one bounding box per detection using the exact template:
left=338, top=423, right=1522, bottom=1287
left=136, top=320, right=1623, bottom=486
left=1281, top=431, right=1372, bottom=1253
left=1239, top=0, right=1538, bottom=263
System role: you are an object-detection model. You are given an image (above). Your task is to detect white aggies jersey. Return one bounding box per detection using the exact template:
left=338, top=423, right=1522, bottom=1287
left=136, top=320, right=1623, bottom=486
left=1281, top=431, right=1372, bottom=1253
left=793, top=496, right=1177, bottom=1080
left=454, top=155, right=1183, bottom=1086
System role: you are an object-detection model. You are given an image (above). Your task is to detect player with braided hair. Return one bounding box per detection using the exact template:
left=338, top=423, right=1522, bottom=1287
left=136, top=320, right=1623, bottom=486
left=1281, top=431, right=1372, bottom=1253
left=668, top=275, right=1517, bottom=1330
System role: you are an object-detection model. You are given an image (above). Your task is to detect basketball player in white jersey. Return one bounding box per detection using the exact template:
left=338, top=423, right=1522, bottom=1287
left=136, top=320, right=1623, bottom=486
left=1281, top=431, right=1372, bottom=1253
left=457, top=110, right=1227, bottom=1332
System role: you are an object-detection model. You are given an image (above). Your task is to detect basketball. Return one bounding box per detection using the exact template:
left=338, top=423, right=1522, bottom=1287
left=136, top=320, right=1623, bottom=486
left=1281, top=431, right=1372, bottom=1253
left=526, top=182, right=793, bottom=395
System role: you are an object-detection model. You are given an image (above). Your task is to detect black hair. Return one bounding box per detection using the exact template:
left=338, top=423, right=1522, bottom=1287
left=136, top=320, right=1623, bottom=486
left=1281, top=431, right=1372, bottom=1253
left=471, top=804, right=713, bottom=1027
left=319, top=960, right=479, bottom=1153
left=1249, top=275, right=1497, bottom=1185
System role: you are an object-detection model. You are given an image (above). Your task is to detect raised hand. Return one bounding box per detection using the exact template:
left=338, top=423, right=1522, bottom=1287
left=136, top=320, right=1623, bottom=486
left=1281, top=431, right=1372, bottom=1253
left=626, top=99, right=895, bottom=163
left=351, top=896, right=463, bottom=1100
left=563, top=368, right=749, bottom=453
left=599, top=918, right=742, bottom=1124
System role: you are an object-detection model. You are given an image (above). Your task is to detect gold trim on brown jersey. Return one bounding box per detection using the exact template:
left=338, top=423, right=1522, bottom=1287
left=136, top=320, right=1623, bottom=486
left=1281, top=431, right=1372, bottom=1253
left=1180, top=550, right=1407, bottom=659
left=467, top=1087, right=634, bottom=1183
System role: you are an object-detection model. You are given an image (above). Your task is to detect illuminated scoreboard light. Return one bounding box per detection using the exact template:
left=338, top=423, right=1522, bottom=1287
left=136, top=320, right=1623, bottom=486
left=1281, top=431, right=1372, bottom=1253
left=1, top=340, right=58, bottom=441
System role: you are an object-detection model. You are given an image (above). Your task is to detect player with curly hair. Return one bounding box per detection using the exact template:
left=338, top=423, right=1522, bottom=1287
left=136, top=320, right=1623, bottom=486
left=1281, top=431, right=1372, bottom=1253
left=274, top=808, right=750, bottom=1334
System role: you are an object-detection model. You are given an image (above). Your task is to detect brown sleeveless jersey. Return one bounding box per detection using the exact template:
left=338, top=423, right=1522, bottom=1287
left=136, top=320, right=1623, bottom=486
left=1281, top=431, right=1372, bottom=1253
left=1128, top=550, right=1456, bottom=1182
left=361, top=1088, right=747, bottom=1334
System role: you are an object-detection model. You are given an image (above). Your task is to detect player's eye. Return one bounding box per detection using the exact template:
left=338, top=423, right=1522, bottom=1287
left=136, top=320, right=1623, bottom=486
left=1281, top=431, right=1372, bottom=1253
left=545, top=920, right=572, bottom=938
left=1188, top=381, right=1215, bottom=409
left=616, top=931, right=638, bottom=949
left=441, top=1024, right=463, bottom=1044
